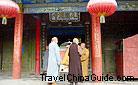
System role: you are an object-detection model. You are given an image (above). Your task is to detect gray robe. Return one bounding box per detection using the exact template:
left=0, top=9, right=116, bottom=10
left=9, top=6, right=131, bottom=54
left=68, top=43, right=82, bottom=82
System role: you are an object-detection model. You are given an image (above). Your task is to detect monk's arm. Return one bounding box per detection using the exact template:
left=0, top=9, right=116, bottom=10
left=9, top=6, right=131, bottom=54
left=81, top=49, right=89, bottom=61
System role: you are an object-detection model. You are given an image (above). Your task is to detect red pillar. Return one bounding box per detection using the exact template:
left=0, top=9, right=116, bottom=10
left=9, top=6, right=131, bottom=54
left=91, top=15, right=102, bottom=80
left=12, top=13, right=23, bottom=79
left=35, top=19, right=41, bottom=75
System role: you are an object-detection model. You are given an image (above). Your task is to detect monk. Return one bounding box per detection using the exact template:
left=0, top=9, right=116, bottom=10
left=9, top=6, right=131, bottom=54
left=68, top=38, right=82, bottom=85
left=46, top=37, right=61, bottom=85
left=80, top=43, right=89, bottom=79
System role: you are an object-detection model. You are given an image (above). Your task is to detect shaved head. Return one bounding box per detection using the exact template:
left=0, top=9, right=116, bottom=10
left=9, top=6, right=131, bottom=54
left=81, top=43, right=86, bottom=48
left=73, top=38, right=79, bottom=44
left=51, top=37, right=58, bottom=43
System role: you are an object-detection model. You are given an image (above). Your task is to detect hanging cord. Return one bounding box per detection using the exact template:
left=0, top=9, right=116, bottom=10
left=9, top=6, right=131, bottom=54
left=2, top=17, right=7, bottom=25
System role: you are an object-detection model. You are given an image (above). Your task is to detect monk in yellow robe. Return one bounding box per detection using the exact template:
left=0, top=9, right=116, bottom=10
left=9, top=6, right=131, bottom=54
left=61, top=46, right=69, bottom=66
left=80, top=43, right=89, bottom=78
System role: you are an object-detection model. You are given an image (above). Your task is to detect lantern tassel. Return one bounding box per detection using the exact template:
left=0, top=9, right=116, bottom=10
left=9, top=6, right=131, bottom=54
left=100, top=15, right=105, bottom=23
left=2, top=17, right=7, bottom=25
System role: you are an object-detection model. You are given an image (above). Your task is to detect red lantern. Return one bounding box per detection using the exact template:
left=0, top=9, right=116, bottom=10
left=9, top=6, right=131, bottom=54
left=87, top=0, right=117, bottom=23
left=0, top=0, right=20, bottom=24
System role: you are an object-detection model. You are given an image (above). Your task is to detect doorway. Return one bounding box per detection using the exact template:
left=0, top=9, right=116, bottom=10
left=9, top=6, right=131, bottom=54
left=47, top=26, right=86, bottom=45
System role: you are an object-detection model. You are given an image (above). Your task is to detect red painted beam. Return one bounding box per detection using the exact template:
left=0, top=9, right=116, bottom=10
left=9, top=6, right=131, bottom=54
left=35, top=19, right=41, bottom=75
left=12, top=13, right=23, bottom=79
left=91, top=15, right=102, bottom=81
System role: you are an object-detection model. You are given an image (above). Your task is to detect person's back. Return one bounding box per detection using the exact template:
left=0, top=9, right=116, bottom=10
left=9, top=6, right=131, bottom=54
left=68, top=42, right=82, bottom=83
left=47, top=42, right=58, bottom=76
left=48, top=42, right=56, bottom=63
left=46, top=37, right=61, bottom=85
left=69, top=43, right=81, bottom=70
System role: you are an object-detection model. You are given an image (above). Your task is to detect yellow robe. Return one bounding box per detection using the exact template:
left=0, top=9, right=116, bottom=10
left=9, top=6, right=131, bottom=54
left=81, top=48, right=89, bottom=78
left=61, top=47, right=69, bottom=66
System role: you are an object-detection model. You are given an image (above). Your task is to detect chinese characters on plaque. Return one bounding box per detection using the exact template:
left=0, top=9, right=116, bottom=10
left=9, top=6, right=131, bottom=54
left=49, top=12, right=80, bottom=22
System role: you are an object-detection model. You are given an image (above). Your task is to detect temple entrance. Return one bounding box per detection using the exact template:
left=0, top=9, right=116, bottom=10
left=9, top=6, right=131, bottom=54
left=0, top=11, right=138, bottom=78
left=40, top=13, right=91, bottom=72
left=24, top=13, right=91, bottom=75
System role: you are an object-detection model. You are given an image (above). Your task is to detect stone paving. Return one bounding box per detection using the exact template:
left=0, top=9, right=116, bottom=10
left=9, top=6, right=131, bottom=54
left=0, top=73, right=137, bottom=85
left=0, top=77, right=138, bottom=85
left=0, top=79, right=138, bottom=85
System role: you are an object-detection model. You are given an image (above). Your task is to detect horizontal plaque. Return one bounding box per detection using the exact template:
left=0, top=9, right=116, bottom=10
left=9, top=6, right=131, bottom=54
left=49, top=12, right=80, bottom=22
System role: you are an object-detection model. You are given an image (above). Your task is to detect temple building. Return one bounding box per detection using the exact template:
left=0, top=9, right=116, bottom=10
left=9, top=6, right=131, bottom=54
left=0, top=0, right=138, bottom=79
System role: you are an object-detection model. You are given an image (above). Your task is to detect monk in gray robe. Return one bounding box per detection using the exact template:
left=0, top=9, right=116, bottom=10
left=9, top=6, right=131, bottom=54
left=68, top=38, right=82, bottom=85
